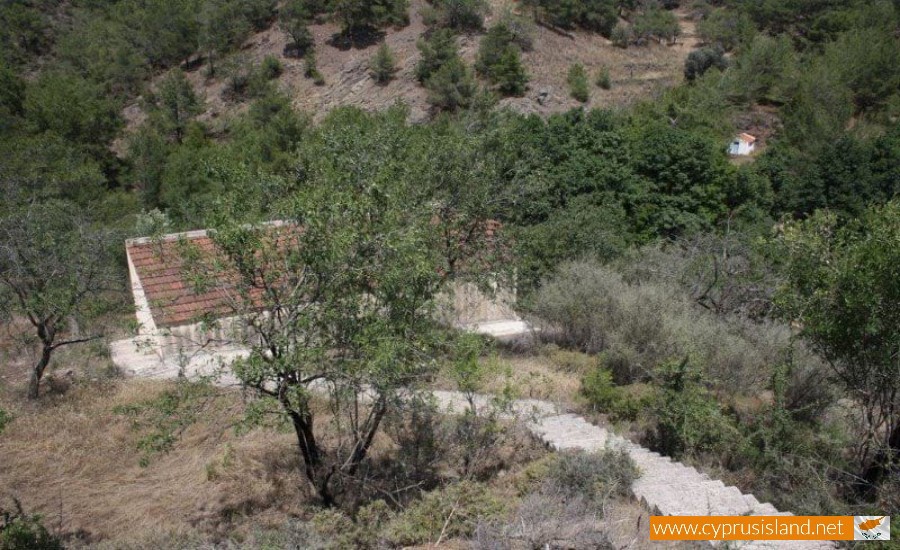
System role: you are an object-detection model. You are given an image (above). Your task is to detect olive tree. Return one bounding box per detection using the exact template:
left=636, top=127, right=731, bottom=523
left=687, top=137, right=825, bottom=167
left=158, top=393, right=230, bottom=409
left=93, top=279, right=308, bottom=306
left=0, top=201, right=121, bottom=399
left=775, top=201, right=900, bottom=490
left=185, top=181, right=463, bottom=506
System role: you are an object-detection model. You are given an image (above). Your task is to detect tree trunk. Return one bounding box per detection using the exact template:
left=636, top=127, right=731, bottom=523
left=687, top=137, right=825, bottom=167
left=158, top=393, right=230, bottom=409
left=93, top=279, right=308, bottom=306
left=287, top=409, right=334, bottom=505
left=27, top=343, right=53, bottom=399
left=861, top=420, right=900, bottom=491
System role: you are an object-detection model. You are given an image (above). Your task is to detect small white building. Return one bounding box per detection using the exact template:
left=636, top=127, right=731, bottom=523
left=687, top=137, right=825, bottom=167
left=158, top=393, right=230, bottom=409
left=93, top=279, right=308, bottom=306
left=729, top=133, right=757, bottom=156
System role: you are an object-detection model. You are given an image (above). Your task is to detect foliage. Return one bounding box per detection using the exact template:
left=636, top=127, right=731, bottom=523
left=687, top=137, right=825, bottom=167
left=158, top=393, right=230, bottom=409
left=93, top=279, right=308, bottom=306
left=424, top=0, right=490, bottom=32
left=426, top=57, right=477, bottom=112
left=527, top=0, right=618, bottom=37
left=280, top=0, right=315, bottom=55
left=384, top=481, right=505, bottom=545
left=697, top=8, right=756, bottom=52
left=304, top=49, right=325, bottom=85
left=333, top=0, right=409, bottom=36
left=370, top=42, right=398, bottom=84
left=775, top=201, right=900, bottom=488
left=611, top=22, right=632, bottom=47
left=416, top=28, right=459, bottom=83
left=545, top=449, right=638, bottom=503
left=684, top=46, right=727, bottom=82
left=581, top=366, right=621, bottom=412
left=567, top=63, right=589, bottom=103
left=144, top=69, right=204, bottom=144
left=0, top=500, right=62, bottom=550
left=475, top=24, right=528, bottom=97
left=0, top=408, right=10, bottom=436
left=0, top=201, right=122, bottom=399
left=649, top=358, right=741, bottom=458
left=596, top=66, right=611, bottom=90
left=633, top=7, right=681, bottom=45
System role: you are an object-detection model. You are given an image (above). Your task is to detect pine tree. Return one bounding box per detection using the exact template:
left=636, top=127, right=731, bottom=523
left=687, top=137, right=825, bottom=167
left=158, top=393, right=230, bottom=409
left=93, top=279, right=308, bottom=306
left=370, top=43, right=397, bottom=83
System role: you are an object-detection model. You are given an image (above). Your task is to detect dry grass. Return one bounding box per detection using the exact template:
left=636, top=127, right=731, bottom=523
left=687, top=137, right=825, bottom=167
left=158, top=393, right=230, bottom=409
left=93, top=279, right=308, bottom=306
left=0, top=379, right=309, bottom=545
left=433, top=349, right=583, bottom=409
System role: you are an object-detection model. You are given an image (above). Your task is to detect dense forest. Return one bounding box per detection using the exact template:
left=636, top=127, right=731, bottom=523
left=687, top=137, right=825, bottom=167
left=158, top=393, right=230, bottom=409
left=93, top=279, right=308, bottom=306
left=1, top=0, right=899, bottom=547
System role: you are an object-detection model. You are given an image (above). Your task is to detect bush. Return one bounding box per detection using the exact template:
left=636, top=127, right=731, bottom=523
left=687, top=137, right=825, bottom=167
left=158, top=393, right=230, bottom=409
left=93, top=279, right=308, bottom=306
left=370, top=42, right=397, bottom=83
left=610, top=23, right=632, bottom=48
left=416, top=28, right=459, bottom=83
left=567, top=63, right=589, bottom=102
left=384, top=481, right=506, bottom=545
left=260, top=55, right=284, bottom=79
left=426, top=57, right=477, bottom=111
left=0, top=408, right=9, bottom=435
left=304, top=50, right=325, bottom=85
left=425, top=0, right=490, bottom=32
left=581, top=366, right=620, bottom=411
left=684, top=46, right=727, bottom=82
left=633, top=8, right=681, bottom=44
left=0, top=500, right=62, bottom=550
left=596, top=66, right=611, bottom=89
left=475, top=24, right=529, bottom=97
left=648, top=358, right=740, bottom=458
left=546, top=449, right=638, bottom=503
left=497, top=7, right=535, bottom=51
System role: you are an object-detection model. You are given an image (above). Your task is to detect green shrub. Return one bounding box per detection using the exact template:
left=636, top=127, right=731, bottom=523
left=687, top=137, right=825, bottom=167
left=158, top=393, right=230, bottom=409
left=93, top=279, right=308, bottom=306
left=425, top=57, right=477, bottom=111
left=416, top=28, right=459, bottom=83
left=0, top=501, right=62, bottom=550
left=567, top=63, right=589, bottom=102
left=260, top=55, right=284, bottom=79
left=596, top=66, right=611, bottom=89
left=304, top=50, right=325, bottom=85
left=425, top=0, right=490, bottom=32
left=648, top=359, right=740, bottom=458
left=684, top=46, right=727, bottom=82
left=611, top=23, right=632, bottom=48
left=475, top=24, right=529, bottom=97
left=370, top=42, right=397, bottom=84
left=0, top=408, right=10, bottom=435
left=581, top=366, right=620, bottom=411
left=384, top=481, right=505, bottom=545
left=543, top=347, right=600, bottom=374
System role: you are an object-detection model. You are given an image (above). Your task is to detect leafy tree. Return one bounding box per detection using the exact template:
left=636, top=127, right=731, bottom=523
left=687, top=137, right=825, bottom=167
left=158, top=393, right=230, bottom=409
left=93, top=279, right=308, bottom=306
left=726, top=34, right=797, bottom=105
left=531, top=0, right=618, bottom=37
left=475, top=24, right=528, bottom=96
left=425, top=0, right=490, bottom=32
left=370, top=42, right=398, bottom=83
left=116, top=0, right=199, bottom=68
left=0, top=2, right=51, bottom=65
left=775, top=201, right=900, bottom=489
left=280, top=0, right=315, bottom=55
left=697, top=8, right=756, bottom=52
left=23, top=71, right=122, bottom=155
left=633, top=7, right=681, bottom=44
left=334, top=0, right=409, bottom=37
left=182, top=169, right=477, bottom=506
left=146, top=69, right=204, bottom=144
left=54, top=14, right=148, bottom=97
left=304, top=49, right=325, bottom=85
left=0, top=201, right=121, bottom=399
left=199, top=0, right=250, bottom=75
left=416, top=29, right=459, bottom=83
left=567, top=63, right=590, bottom=102
left=684, top=46, right=727, bottom=82
left=125, top=125, right=171, bottom=208
left=426, top=57, right=477, bottom=112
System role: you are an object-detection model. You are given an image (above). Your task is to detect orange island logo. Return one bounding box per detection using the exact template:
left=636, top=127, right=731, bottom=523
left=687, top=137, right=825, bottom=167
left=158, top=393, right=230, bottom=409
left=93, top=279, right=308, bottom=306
left=855, top=516, right=890, bottom=541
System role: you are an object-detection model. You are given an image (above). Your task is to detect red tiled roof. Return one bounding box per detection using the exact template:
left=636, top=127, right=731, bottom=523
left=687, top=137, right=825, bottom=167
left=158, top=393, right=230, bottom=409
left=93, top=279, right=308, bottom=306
left=128, top=220, right=505, bottom=329
left=738, top=133, right=757, bottom=144
left=128, top=234, right=237, bottom=328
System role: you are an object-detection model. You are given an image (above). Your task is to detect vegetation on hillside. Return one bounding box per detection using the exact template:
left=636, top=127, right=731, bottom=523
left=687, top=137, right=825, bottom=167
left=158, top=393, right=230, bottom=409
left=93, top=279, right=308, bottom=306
left=1, top=0, right=899, bottom=545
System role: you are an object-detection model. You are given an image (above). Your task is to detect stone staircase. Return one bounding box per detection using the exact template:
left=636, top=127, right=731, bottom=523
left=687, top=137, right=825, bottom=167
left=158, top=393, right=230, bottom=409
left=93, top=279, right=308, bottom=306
left=524, top=411, right=836, bottom=550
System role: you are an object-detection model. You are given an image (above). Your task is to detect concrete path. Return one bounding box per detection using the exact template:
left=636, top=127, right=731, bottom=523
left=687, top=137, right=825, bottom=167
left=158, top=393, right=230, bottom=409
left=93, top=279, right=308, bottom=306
left=112, top=339, right=834, bottom=549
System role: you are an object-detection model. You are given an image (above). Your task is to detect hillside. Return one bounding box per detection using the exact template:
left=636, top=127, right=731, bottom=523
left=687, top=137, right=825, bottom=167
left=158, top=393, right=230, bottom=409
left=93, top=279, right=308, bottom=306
left=124, top=0, right=699, bottom=128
